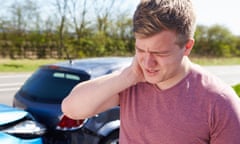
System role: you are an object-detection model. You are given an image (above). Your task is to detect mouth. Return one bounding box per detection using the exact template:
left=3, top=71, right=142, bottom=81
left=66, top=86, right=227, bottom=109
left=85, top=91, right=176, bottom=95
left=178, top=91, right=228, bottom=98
left=145, top=69, right=159, bottom=75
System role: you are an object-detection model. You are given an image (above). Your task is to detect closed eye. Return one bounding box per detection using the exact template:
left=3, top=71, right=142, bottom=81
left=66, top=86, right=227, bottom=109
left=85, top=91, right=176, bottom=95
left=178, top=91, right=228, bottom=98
left=135, top=47, right=170, bottom=57
left=152, top=51, right=170, bottom=57
left=135, top=47, right=145, bottom=53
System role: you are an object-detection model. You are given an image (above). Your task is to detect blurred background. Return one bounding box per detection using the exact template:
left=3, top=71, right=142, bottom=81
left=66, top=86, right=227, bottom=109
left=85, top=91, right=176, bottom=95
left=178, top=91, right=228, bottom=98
left=0, top=0, right=239, bottom=59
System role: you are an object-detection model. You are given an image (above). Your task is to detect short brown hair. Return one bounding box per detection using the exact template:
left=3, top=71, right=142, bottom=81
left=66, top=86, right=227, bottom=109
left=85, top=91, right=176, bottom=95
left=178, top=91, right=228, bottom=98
left=133, top=0, right=196, bottom=47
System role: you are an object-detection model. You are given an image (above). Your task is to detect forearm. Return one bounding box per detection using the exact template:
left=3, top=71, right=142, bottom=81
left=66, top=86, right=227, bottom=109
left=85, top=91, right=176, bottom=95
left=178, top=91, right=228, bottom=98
left=61, top=67, right=138, bottom=119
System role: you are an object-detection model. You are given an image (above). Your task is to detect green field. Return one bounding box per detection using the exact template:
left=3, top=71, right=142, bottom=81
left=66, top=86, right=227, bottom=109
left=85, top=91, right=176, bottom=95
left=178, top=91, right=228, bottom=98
left=190, top=57, right=240, bottom=65
left=0, top=59, right=63, bottom=72
left=233, top=84, right=240, bottom=97
left=0, top=57, right=240, bottom=72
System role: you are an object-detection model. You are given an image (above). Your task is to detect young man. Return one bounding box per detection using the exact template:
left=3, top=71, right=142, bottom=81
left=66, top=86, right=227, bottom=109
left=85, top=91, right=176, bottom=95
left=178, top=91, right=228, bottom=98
left=62, top=0, right=240, bottom=143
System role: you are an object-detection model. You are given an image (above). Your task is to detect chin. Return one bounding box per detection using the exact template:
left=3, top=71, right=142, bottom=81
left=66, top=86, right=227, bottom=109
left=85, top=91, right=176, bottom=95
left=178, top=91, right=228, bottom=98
left=145, top=78, right=159, bottom=84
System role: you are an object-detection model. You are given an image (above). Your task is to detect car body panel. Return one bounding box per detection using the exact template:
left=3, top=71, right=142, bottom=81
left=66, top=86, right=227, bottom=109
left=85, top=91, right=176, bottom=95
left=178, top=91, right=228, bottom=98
left=13, top=96, right=62, bottom=129
left=98, top=120, right=120, bottom=137
left=55, top=57, right=132, bottom=78
left=0, top=104, right=27, bottom=126
left=84, top=106, right=120, bottom=137
left=0, top=104, right=44, bottom=144
left=13, top=57, right=132, bottom=144
left=0, top=132, right=43, bottom=144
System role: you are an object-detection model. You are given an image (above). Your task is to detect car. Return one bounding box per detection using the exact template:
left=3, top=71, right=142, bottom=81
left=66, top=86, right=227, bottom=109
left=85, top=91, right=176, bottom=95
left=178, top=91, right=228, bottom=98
left=0, top=103, right=46, bottom=144
left=13, top=57, right=132, bottom=144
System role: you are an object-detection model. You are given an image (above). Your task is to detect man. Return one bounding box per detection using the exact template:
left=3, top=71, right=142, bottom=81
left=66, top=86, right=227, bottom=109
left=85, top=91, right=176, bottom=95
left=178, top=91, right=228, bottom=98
left=62, top=0, right=240, bottom=143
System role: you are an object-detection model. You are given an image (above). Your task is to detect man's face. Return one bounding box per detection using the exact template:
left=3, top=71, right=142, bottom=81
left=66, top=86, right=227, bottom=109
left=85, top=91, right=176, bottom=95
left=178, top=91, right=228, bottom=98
left=135, top=31, right=190, bottom=88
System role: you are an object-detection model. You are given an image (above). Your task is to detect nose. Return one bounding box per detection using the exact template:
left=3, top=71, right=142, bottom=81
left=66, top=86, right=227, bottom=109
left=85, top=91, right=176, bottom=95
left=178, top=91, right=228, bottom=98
left=144, top=52, right=156, bottom=68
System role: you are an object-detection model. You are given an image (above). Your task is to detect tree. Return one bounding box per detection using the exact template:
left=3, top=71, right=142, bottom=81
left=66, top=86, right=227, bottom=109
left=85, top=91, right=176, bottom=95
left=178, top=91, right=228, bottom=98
left=193, top=25, right=237, bottom=57
left=207, top=25, right=236, bottom=57
left=8, top=0, right=41, bottom=58
left=54, top=0, right=69, bottom=58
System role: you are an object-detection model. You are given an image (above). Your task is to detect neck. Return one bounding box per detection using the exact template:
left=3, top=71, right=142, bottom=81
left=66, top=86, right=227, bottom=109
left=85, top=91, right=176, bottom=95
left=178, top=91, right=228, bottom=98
left=156, top=57, right=192, bottom=90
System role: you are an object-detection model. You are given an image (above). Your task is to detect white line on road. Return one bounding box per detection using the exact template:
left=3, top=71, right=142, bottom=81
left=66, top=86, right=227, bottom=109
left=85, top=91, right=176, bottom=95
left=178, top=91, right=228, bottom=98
left=0, top=74, right=31, bottom=79
left=0, top=87, right=20, bottom=92
left=0, top=83, right=23, bottom=87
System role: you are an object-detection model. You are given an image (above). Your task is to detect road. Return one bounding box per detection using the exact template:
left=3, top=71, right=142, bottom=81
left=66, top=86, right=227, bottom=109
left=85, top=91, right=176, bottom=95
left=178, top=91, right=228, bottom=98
left=204, top=65, right=240, bottom=86
left=0, top=73, right=32, bottom=106
left=0, top=65, right=240, bottom=106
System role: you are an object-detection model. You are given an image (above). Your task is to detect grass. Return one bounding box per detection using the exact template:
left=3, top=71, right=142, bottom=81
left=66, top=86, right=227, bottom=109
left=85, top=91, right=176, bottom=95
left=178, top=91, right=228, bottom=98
left=0, top=57, right=240, bottom=73
left=233, top=84, right=240, bottom=97
left=190, top=56, right=240, bottom=65
left=0, top=59, right=63, bottom=72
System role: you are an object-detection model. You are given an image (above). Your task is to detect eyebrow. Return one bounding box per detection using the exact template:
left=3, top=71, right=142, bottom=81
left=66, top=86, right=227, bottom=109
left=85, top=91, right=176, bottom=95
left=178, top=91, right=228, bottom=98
left=135, top=46, right=170, bottom=55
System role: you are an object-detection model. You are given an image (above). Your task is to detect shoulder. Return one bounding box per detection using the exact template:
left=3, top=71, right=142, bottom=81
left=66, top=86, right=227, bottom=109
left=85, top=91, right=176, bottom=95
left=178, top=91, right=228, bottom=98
left=190, top=63, right=240, bottom=109
left=190, top=64, right=231, bottom=92
left=190, top=64, right=240, bottom=130
left=189, top=63, right=239, bottom=103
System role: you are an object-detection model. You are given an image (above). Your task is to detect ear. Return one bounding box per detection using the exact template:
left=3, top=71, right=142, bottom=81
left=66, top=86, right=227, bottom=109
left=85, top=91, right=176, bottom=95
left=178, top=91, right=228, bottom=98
left=184, top=39, right=194, bottom=56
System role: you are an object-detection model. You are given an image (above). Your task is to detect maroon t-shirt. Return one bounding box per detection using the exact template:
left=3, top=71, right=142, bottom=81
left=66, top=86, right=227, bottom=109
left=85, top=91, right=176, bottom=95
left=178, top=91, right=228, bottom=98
left=119, top=64, right=240, bottom=144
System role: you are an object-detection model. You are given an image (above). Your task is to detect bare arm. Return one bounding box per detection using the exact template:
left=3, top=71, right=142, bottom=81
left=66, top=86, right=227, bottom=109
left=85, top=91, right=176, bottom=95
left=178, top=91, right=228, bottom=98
left=61, top=57, right=144, bottom=119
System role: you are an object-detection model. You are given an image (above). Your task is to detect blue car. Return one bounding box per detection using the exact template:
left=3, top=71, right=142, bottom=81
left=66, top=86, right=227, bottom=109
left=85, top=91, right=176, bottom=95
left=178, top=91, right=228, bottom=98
left=0, top=104, right=46, bottom=144
left=13, top=57, right=132, bottom=144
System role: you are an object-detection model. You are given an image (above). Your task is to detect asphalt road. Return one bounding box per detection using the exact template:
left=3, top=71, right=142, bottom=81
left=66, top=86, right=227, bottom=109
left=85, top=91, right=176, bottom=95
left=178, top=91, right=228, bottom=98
left=204, top=65, right=240, bottom=86
left=0, top=65, right=240, bottom=106
left=0, top=73, right=32, bottom=106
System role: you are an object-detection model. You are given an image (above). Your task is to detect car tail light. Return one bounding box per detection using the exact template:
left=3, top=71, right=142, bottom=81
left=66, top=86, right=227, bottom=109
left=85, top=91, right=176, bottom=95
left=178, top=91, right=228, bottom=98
left=56, top=115, right=86, bottom=131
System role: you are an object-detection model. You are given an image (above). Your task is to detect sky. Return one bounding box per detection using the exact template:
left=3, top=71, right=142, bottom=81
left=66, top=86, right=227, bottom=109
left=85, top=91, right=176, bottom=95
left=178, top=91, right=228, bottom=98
left=2, top=0, right=239, bottom=36
left=192, top=0, right=240, bottom=35
left=129, top=0, right=240, bottom=36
